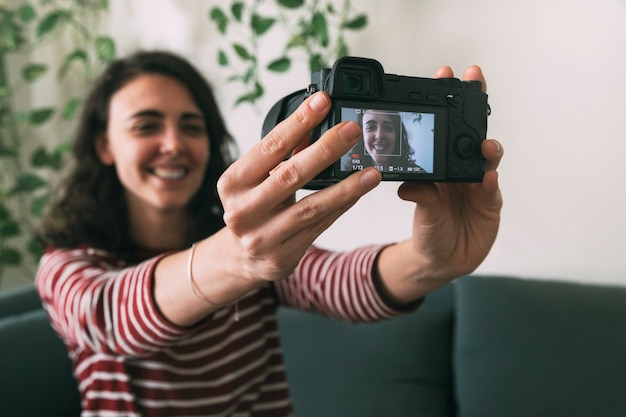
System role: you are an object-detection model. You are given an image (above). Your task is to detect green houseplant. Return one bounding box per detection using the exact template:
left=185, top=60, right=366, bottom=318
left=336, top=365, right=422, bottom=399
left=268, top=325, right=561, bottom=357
left=209, top=0, right=367, bottom=107
left=0, top=0, right=367, bottom=289
left=0, top=0, right=115, bottom=288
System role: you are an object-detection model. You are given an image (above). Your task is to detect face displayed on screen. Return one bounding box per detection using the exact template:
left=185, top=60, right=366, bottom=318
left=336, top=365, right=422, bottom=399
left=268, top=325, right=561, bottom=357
left=361, top=111, right=400, bottom=165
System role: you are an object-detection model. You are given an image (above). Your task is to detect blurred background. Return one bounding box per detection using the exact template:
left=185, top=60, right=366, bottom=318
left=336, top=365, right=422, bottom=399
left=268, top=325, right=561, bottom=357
left=2, top=0, right=625, bottom=289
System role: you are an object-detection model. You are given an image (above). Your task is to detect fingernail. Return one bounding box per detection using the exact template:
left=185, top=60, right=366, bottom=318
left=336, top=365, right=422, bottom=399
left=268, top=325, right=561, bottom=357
left=494, top=140, right=502, bottom=153
left=308, top=92, right=328, bottom=111
left=360, top=169, right=381, bottom=188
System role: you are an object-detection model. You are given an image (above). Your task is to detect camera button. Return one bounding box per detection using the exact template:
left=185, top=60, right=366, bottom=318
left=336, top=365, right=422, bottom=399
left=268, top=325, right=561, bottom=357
left=455, top=135, right=475, bottom=159
left=409, top=92, right=422, bottom=101
left=447, top=94, right=463, bottom=107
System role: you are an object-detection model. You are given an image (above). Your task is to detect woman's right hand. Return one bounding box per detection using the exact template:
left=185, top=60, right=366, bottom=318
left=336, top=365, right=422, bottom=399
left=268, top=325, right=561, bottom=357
left=155, top=92, right=381, bottom=326
left=216, top=92, right=382, bottom=283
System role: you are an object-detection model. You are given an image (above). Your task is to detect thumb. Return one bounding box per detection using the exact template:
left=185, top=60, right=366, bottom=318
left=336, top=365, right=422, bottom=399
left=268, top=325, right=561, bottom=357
left=397, top=182, right=441, bottom=207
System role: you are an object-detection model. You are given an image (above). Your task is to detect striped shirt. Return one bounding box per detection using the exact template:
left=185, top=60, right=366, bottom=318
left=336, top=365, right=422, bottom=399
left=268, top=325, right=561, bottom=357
left=36, top=245, right=410, bottom=416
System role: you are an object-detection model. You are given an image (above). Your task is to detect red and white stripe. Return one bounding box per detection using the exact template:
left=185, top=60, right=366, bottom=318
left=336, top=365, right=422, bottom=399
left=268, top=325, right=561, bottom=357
left=36, top=244, right=405, bottom=416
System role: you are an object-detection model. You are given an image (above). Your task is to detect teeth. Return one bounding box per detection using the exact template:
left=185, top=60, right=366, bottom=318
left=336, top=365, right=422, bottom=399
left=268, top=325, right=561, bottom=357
left=153, top=168, right=186, bottom=180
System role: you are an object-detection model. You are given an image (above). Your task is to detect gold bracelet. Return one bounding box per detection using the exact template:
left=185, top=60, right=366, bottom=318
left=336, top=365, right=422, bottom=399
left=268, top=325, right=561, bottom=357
left=187, top=243, right=220, bottom=307
left=187, top=243, right=240, bottom=321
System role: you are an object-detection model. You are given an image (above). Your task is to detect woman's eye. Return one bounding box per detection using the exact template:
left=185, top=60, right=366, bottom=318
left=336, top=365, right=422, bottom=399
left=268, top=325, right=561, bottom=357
left=132, top=123, right=159, bottom=134
left=183, top=124, right=206, bottom=136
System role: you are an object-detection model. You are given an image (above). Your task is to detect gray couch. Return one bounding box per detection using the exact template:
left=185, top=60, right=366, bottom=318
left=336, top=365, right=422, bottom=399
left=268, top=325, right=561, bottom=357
left=2, top=275, right=626, bottom=417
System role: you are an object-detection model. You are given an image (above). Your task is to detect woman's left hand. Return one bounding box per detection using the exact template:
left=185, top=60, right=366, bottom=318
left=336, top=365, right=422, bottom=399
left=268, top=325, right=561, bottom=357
left=375, top=65, right=503, bottom=304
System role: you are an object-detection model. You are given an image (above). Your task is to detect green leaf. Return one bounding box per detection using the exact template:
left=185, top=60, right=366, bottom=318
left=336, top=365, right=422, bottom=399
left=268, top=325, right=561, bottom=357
left=37, top=10, right=70, bottom=39
left=312, top=12, right=329, bottom=47
left=31, top=194, right=50, bottom=217
left=53, top=141, right=72, bottom=157
left=210, top=7, right=229, bottom=34
left=309, top=54, right=325, bottom=72
left=9, top=173, right=47, bottom=194
left=336, top=36, right=349, bottom=58
left=28, top=237, right=45, bottom=259
left=0, top=203, right=10, bottom=222
left=22, top=63, right=47, bottom=82
left=232, top=43, right=253, bottom=61
left=95, top=36, right=116, bottom=62
left=58, top=49, right=87, bottom=79
left=18, top=4, right=37, bottom=23
left=343, top=14, right=368, bottom=30
left=217, top=49, right=228, bottom=66
left=0, top=220, right=20, bottom=238
left=0, top=143, right=17, bottom=158
left=242, top=67, right=255, bottom=83
left=63, top=98, right=81, bottom=121
left=286, top=34, right=306, bottom=49
left=234, top=82, right=264, bottom=106
left=31, top=147, right=50, bottom=167
left=277, top=0, right=305, bottom=9
left=231, top=2, right=244, bottom=21
left=30, top=146, right=63, bottom=170
left=29, top=108, right=54, bottom=125
left=0, top=247, right=21, bottom=266
left=267, top=57, right=291, bottom=72
left=251, top=14, right=275, bottom=36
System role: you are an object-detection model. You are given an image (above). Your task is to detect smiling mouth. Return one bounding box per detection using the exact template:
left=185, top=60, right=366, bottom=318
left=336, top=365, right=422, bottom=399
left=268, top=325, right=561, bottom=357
left=371, top=143, right=391, bottom=152
left=151, top=167, right=188, bottom=180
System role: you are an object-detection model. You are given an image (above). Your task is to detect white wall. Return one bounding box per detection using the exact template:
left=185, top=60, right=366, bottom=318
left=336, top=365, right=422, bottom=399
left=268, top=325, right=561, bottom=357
left=104, top=0, right=626, bottom=286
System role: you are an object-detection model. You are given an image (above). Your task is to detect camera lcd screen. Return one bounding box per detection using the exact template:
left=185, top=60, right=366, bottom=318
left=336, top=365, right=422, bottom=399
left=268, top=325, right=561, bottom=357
left=338, top=107, right=436, bottom=176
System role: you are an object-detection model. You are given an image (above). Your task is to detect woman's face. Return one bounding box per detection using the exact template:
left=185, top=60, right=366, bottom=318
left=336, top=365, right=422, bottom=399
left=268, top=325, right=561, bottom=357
left=96, top=74, right=210, bottom=219
left=362, top=111, right=397, bottom=165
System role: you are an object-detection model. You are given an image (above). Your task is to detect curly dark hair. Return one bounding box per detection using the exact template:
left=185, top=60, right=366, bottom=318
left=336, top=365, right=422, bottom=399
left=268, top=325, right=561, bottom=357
left=37, top=50, right=237, bottom=259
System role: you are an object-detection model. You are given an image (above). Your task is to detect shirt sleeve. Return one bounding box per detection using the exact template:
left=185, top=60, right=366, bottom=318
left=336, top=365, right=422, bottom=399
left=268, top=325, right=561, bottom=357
left=36, top=247, right=190, bottom=357
left=274, top=245, right=421, bottom=323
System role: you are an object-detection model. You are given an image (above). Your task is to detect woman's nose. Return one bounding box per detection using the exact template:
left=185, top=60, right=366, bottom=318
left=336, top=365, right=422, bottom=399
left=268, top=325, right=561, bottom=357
left=160, top=129, right=184, bottom=154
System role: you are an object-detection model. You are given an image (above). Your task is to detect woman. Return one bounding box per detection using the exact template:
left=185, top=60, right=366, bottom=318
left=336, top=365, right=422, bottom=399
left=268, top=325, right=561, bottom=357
left=36, top=51, right=503, bottom=416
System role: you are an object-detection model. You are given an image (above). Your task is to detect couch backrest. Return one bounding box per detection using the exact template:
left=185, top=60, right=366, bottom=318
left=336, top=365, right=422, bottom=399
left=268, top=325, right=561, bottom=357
left=277, top=282, right=456, bottom=417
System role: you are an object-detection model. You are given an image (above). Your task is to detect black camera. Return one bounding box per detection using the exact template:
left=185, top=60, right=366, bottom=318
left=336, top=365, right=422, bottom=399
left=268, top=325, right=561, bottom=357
left=261, top=56, right=490, bottom=190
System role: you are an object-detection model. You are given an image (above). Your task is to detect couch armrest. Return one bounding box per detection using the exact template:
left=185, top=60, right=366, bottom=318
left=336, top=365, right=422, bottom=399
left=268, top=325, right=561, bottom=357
left=0, top=308, right=81, bottom=416
left=453, top=276, right=626, bottom=417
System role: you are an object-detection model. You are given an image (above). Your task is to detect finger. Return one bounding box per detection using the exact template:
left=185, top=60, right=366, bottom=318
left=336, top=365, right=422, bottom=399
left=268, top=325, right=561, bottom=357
left=397, top=182, right=440, bottom=206
left=434, top=65, right=454, bottom=79
left=224, top=92, right=332, bottom=187
left=482, top=139, right=503, bottom=172
left=262, top=168, right=382, bottom=250
left=249, top=121, right=363, bottom=213
left=462, top=65, right=487, bottom=92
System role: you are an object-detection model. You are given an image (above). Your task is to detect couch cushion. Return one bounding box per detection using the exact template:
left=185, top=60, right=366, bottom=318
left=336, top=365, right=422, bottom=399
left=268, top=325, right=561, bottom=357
left=0, top=308, right=81, bottom=417
left=454, top=276, right=626, bottom=417
left=277, top=283, right=455, bottom=417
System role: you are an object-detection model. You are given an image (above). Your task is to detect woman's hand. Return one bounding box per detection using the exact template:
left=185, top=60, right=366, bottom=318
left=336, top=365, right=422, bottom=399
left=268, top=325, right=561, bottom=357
left=375, top=65, right=503, bottom=304
left=217, top=92, right=382, bottom=283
